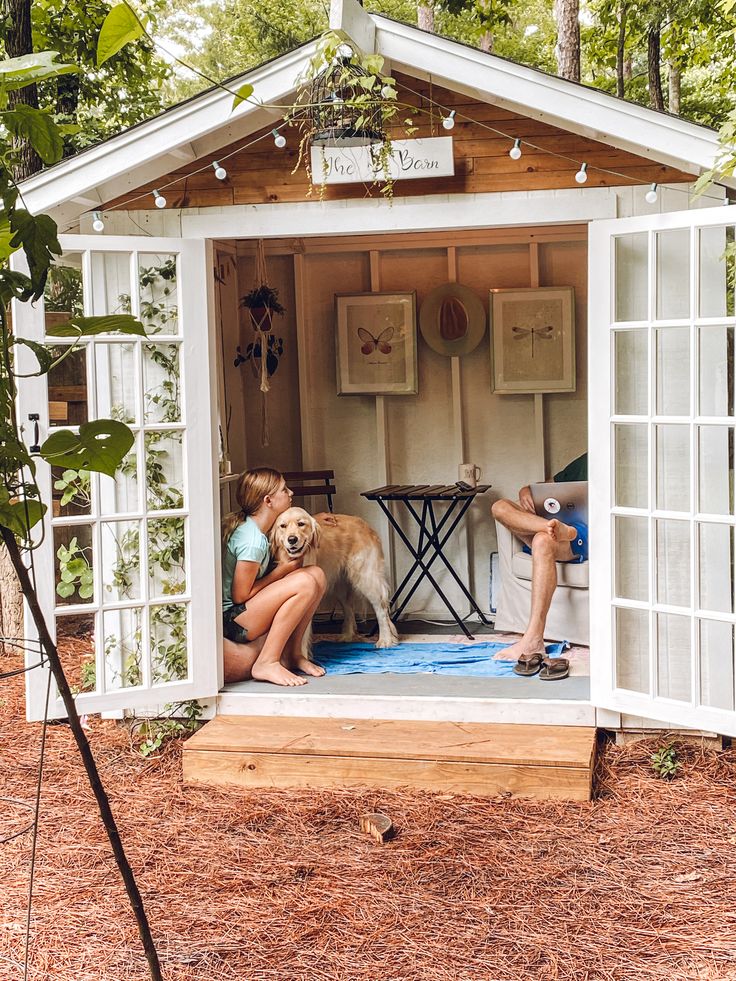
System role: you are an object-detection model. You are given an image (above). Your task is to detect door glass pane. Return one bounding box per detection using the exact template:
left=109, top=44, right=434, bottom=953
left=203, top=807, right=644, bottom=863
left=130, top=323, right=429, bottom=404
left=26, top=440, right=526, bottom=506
left=615, top=233, right=648, bottom=322
left=143, top=343, right=181, bottom=424
left=699, top=327, right=734, bottom=417
left=656, top=328, right=689, bottom=416
left=54, top=525, right=94, bottom=606
left=151, top=603, right=188, bottom=683
left=699, top=226, right=735, bottom=318
left=44, top=253, right=84, bottom=331
left=698, top=523, right=734, bottom=614
left=145, top=432, right=184, bottom=511
left=47, top=346, right=88, bottom=427
left=95, top=342, right=138, bottom=425
left=656, top=613, right=691, bottom=701
left=139, top=254, right=179, bottom=336
left=699, top=619, right=735, bottom=711
left=698, top=426, right=734, bottom=515
left=103, top=607, right=143, bottom=691
left=614, top=516, right=648, bottom=601
left=656, top=425, right=690, bottom=512
left=615, top=607, right=649, bottom=693
left=656, top=229, right=690, bottom=320
left=655, top=519, right=690, bottom=608
left=56, top=613, right=97, bottom=695
left=148, top=517, right=186, bottom=598
left=90, top=252, right=132, bottom=319
left=52, top=466, right=92, bottom=518
left=614, top=424, right=648, bottom=508
left=101, top=520, right=141, bottom=602
left=614, top=330, right=648, bottom=415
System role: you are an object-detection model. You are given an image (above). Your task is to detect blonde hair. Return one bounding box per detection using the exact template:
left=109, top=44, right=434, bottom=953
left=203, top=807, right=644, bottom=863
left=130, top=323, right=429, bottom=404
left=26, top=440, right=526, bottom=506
left=222, top=467, right=283, bottom=544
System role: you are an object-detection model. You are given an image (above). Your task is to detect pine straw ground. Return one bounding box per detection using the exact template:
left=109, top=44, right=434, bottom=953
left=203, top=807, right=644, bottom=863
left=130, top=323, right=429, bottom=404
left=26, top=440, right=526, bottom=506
left=3, top=648, right=736, bottom=980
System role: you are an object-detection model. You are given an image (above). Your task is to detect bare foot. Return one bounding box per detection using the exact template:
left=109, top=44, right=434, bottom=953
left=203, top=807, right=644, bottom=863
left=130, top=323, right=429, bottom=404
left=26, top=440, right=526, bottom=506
left=251, top=661, right=308, bottom=686
left=286, top=654, right=326, bottom=677
left=546, top=519, right=577, bottom=544
left=493, top=636, right=546, bottom=661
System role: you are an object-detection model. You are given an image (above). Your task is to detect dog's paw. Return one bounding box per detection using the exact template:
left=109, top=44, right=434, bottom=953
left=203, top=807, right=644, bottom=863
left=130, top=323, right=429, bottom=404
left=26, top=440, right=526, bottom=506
left=374, top=635, right=398, bottom=649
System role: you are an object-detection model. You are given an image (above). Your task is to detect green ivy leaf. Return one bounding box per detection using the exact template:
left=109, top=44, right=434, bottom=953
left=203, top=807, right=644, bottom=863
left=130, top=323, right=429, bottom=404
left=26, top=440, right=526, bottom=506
left=9, top=210, right=61, bottom=302
left=40, top=420, right=135, bottom=478
left=0, top=495, right=45, bottom=538
left=2, top=106, right=64, bottom=164
left=47, top=314, right=147, bottom=338
left=231, top=82, right=254, bottom=111
left=97, top=3, right=146, bottom=67
left=56, top=581, right=76, bottom=598
left=10, top=337, right=54, bottom=375
left=0, top=51, right=79, bottom=91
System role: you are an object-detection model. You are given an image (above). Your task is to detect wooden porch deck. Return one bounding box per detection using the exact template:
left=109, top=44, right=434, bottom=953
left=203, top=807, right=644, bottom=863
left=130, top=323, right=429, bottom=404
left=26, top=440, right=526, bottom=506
left=182, top=716, right=597, bottom=801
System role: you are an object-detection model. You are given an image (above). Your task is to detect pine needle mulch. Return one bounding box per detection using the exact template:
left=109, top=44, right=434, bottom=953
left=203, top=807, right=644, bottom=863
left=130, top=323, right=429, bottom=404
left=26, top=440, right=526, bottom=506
left=3, top=648, right=736, bottom=980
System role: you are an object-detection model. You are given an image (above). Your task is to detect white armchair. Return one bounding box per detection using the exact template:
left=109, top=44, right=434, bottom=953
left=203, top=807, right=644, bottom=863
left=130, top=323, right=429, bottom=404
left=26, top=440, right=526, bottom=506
left=493, top=521, right=589, bottom=646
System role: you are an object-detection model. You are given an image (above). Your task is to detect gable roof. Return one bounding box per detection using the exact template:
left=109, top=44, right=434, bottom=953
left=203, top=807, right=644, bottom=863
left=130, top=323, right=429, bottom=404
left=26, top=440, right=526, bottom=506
left=21, top=4, right=731, bottom=227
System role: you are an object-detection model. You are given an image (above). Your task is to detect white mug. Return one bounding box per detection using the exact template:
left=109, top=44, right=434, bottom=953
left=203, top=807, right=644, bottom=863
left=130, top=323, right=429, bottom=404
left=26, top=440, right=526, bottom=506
left=458, top=463, right=482, bottom=487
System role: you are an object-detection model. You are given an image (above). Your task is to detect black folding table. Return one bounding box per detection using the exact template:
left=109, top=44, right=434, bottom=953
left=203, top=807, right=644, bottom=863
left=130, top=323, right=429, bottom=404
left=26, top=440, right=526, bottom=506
left=361, top=483, right=493, bottom=639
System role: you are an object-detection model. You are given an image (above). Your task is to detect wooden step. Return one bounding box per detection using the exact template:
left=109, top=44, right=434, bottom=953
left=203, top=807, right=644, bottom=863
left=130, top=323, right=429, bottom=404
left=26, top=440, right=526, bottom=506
left=182, top=716, right=596, bottom=801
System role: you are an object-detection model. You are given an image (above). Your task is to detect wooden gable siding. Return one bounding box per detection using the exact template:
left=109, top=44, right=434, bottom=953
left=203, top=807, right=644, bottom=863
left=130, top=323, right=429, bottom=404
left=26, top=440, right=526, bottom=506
left=105, top=73, right=695, bottom=211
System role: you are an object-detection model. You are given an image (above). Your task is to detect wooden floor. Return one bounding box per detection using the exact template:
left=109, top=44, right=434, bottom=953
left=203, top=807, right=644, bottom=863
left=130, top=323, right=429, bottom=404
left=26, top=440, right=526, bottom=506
left=183, top=716, right=597, bottom=801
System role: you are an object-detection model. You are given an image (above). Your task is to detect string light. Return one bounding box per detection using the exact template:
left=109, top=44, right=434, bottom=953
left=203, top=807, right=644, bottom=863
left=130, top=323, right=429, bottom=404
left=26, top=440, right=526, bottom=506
left=272, top=129, right=287, bottom=149
left=92, top=210, right=104, bottom=232
left=575, top=162, right=588, bottom=184
left=152, top=189, right=167, bottom=208
left=442, top=110, right=456, bottom=131
left=509, top=138, right=522, bottom=160
left=212, top=161, right=227, bottom=180
left=645, top=182, right=658, bottom=203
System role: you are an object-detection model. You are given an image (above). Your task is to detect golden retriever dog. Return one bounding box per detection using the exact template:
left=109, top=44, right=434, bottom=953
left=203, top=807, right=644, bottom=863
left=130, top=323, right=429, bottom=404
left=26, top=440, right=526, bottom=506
left=270, top=506, right=399, bottom=653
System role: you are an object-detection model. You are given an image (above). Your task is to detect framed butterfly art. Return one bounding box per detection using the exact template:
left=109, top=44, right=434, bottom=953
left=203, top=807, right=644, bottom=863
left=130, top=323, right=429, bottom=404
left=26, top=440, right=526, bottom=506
left=335, top=291, right=417, bottom=395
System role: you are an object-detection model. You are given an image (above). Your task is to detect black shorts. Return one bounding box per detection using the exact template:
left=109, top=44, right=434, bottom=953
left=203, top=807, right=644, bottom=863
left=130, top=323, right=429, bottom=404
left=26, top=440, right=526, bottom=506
left=223, top=602, right=249, bottom=644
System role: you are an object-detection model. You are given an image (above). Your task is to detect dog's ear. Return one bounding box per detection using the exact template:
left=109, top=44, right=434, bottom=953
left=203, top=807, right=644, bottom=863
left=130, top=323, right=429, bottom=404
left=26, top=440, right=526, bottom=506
left=310, top=514, right=322, bottom=549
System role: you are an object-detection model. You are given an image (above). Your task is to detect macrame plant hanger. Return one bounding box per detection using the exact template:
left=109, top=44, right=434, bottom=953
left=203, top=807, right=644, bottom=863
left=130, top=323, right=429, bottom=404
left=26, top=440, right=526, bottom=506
left=252, top=239, right=272, bottom=446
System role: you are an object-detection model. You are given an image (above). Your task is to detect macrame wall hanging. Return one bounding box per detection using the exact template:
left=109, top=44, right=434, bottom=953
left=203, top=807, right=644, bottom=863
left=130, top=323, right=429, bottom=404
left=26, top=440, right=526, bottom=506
left=236, top=239, right=285, bottom=446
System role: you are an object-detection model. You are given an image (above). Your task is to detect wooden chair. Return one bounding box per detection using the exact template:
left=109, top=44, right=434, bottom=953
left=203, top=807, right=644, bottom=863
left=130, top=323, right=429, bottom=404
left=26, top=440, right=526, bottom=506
left=282, top=470, right=337, bottom=512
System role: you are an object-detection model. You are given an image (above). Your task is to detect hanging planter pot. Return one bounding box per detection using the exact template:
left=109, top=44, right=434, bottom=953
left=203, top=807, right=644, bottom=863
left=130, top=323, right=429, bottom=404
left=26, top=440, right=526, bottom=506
left=240, top=285, right=285, bottom=332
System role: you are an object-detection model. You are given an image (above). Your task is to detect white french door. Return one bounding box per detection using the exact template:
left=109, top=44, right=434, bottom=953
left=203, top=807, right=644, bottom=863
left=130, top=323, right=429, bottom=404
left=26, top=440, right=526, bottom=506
left=590, top=206, right=736, bottom=736
left=14, top=237, right=220, bottom=720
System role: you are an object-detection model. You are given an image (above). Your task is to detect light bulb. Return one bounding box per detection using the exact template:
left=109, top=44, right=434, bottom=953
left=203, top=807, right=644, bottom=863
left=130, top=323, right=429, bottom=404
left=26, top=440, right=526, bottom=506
left=509, top=138, right=522, bottom=160
left=92, top=210, right=104, bottom=233
left=212, top=161, right=227, bottom=180
left=272, top=129, right=286, bottom=149
left=575, top=162, right=588, bottom=184
left=153, top=189, right=167, bottom=209
left=442, top=110, right=456, bottom=131
left=645, top=182, right=658, bottom=204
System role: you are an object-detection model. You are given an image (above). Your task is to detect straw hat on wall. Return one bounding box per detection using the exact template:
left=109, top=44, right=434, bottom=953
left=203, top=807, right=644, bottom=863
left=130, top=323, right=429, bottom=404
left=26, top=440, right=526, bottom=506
left=419, top=283, right=486, bottom=357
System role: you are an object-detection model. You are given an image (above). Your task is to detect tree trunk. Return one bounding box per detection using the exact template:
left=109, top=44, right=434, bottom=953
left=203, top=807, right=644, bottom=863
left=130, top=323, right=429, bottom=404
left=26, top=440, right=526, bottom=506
left=417, top=2, right=435, bottom=32
left=6, top=0, right=42, bottom=179
left=553, top=0, right=580, bottom=82
left=647, top=22, right=665, bottom=112
left=668, top=62, right=681, bottom=115
left=616, top=2, right=627, bottom=98
left=0, top=545, right=23, bottom=657
left=479, top=31, right=494, bottom=52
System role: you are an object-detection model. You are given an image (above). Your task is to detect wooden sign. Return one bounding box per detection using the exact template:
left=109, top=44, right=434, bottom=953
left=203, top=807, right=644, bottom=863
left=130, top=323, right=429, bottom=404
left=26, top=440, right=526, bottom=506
left=310, top=136, right=455, bottom=185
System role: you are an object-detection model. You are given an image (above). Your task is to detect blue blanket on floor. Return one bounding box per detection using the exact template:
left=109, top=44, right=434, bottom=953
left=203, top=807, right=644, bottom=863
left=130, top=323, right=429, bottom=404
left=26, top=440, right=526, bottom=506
left=311, top=640, right=567, bottom=677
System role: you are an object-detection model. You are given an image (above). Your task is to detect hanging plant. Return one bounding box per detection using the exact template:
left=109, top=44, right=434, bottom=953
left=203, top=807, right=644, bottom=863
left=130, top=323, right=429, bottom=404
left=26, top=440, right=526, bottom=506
left=240, top=283, right=285, bottom=333
left=286, top=31, right=415, bottom=200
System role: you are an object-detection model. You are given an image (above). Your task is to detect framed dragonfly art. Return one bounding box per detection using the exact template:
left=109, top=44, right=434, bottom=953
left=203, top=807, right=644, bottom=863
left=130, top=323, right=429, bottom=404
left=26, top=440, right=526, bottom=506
left=489, top=286, right=576, bottom=394
left=335, top=291, right=418, bottom=395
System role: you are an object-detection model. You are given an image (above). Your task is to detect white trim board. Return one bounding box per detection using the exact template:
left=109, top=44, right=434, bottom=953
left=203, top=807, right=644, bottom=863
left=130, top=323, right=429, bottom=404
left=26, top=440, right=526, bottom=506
left=181, top=186, right=618, bottom=239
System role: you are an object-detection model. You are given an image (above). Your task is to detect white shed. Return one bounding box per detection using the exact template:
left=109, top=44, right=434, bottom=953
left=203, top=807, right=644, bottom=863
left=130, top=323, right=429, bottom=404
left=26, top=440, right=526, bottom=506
left=16, top=0, right=736, bottom=752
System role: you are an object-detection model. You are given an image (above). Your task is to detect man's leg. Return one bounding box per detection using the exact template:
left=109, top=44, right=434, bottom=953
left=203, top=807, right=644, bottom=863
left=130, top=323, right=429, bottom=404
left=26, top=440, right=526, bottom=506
left=491, top=498, right=577, bottom=661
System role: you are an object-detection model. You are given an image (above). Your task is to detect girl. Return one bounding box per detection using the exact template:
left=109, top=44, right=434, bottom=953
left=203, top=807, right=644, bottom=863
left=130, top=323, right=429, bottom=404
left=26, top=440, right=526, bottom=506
left=221, top=467, right=327, bottom=686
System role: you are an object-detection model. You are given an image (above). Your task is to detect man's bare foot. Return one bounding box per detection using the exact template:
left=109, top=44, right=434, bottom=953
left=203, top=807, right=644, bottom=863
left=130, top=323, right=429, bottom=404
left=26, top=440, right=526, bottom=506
left=546, top=519, right=577, bottom=544
left=286, top=654, right=326, bottom=677
left=494, top=636, right=546, bottom=661
left=251, top=661, right=307, bottom=686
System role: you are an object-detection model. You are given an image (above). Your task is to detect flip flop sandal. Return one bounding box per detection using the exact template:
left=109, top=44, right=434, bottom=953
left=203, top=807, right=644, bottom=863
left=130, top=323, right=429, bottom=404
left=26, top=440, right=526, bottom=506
left=539, top=657, right=570, bottom=681
left=513, top=651, right=545, bottom=677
